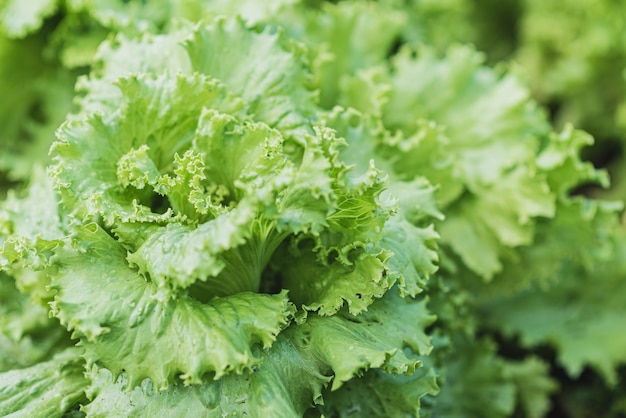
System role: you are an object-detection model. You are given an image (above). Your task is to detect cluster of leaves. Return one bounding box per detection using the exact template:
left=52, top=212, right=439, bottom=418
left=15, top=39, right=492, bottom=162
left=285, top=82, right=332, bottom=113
left=1, top=1, right=625, bottom=417
left=390, top=0, right=626, bottom=200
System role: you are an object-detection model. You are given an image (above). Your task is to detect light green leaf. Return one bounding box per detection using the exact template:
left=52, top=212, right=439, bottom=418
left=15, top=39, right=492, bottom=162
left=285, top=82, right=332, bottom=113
left=503, top=357, right=558, bottom=418
left=316, top=367, right=438, bottom=418
left=52, top=73, right=243, bottom=224
left=438, top=165, right=555, bottom=279
left=279, top=245, right=392, bottom=316
left=483, top=225, right=626, bottom=385
left=50, top=224, right=295, bottom=389
left=382, top=217, right=439, bottom=297
left=0, top=348, right=88, bottom=417
left=424, top=338, right=516, bottom=418
left=82, top=337, right=329, bottom=418
left=473, top=197, right=622, bottom=299
left=184, top=17, right=317, bottom=131
left=275, top=1, right=406, bottom=109
left=122, top=203, right=260, bottom=296
left=483, top=271, right=626, bottom=385
left=0, top=167, right=65, bottom=305
left=81, top=290, right=434, bottom=417
left=75, top=27, right=192, bottom=112
left=302, top=291, right=434, bottom=390
left=0, top=272, right=69, bottom=371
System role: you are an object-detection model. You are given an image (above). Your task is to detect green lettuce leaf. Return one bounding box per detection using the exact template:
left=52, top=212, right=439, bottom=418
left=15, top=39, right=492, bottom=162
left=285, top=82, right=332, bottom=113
left=320, top=108, right=442, bottom=298
left=50, top=223, right=295, bottom=389
left=482, top=227, right=626, bottom=385
left=269, top=1, right=407, bottom=110
left=315, top=367, right=439, bottom=418
left=184, top=17, right=317, bottom=131
left=0, top=272, right=69, bottom=372
left=0, top=168, right=72, bottom=371
left=0, top=348, right=88, bottom=417
left=469, top=197, right=622, bottom=300
left=81, top=291, right=435, bottom=416
left=76, top=17, right=317, bottom=131
left=1, top=167, right=64, bottom=266
left=422, top=337, right=556, bottom=418
left=339, top=44, right=561, bottom=279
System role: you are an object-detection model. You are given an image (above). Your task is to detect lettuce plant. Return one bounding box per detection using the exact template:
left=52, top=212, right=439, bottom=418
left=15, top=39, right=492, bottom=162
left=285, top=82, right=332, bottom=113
left=1, top=16, right=440, bottom=417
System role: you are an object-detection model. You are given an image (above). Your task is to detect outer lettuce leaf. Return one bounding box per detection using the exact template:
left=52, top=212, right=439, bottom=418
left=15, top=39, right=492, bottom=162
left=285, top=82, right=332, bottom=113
left=473, top=133, right=624, bottom=382
left=77, top=18, right=317, bottom=131
left=1, top=167, right=64, bottom=267
left=0, top=272, right=69, bottom=372
left=435, top=166, right=553, bottom=278
left=470, top=197, right=621, bottom=299
left=168, top=1, right=404, bottom=110
left=81, top=291, right=435, bottom=417
left=302, top=291, right=434, bottom=390
left=121, top=207, right=255, bottom=295
left=270, top=1, right=406, bottom=110
left=315, top=367, right=438, bottom=418
left=383, top=45, right=553, bottom=274
left=50, top=223, right=295, bottom=389
left=382, top=217, right=440, bottom=297
left=184, top=18, right=317, bottom=131
left=0, top=348, right=88, bottom=417
left=74, top=27, right=191, bottom=113
left=482, top=226, right=626, bottom=385
left=422, top=337, right=557, bottom=418
left=81, top=357, right=327, bottom=418
left=503, top=357, right=559, bottom=418
left=0, top=169, right=72, bottom=371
